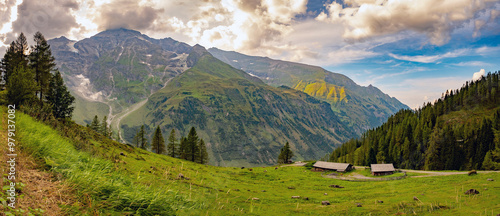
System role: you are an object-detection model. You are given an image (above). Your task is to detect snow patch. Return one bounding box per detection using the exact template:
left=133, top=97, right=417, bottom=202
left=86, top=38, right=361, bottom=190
left=75, top=74, right=103, bottom=101
left=67, top=41, right=78, bottom=53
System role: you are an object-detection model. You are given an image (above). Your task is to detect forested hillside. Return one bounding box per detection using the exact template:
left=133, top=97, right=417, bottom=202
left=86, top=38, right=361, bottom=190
left=329, top=71, right=500, bottom=170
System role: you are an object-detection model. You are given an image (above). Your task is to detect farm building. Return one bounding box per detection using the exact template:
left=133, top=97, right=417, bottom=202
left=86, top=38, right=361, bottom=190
left=312, top=161, right=353, bottom=172
left=370, top=164, right=395, bottom=176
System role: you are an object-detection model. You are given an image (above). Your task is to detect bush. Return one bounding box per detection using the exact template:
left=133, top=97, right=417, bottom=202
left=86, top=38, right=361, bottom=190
left=304, top=160, right=317, bottom=170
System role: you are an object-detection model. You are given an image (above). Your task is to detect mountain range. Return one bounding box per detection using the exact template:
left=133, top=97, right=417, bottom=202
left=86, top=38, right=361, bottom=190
left=48, top=28, right=407, bottom=166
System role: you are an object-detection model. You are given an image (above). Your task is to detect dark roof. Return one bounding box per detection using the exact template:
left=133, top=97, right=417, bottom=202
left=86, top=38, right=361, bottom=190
left=370, top=164, right=395, bottom=172
left=313, top=161, right=352, bottom=172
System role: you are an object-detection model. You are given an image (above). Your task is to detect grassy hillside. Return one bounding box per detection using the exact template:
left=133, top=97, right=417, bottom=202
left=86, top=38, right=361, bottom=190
left=121, top=47, right=353, bottom=167
left=6, top=109, right=500, bottom=215
left=71, top=94, right=110, bottom=125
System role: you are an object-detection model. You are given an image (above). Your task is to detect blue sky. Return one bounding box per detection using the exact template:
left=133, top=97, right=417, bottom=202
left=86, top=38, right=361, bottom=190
left=0, top=0, right=499, bottom=108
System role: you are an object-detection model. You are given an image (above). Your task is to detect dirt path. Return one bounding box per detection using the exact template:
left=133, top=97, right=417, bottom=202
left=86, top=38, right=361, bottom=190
left=0, top=109, right=77, bottom=215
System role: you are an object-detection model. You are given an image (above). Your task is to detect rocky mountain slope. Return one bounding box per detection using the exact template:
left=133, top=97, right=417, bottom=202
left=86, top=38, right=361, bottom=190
left=208, top=48, right=409, bottom=134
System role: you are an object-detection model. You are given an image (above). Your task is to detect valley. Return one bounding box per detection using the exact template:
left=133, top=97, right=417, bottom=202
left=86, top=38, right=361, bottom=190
left=5, top=109, right=499, bottom=215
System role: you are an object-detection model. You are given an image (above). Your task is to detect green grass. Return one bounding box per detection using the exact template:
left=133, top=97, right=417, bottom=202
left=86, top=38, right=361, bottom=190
left=13, top=110, right=500, bottom=215
left=72, top=94, right=110, bottom=125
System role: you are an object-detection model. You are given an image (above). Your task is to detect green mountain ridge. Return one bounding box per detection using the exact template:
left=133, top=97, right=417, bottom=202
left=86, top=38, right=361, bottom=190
left=330, top=71, right=500, bottom=170
left=208, top=48, right=409, bottom=134
left=121, top=47, right=354, bottom=166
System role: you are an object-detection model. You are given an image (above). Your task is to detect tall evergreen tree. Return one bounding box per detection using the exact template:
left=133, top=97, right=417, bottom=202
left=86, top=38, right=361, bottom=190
left=151, top=126, right=166, bottom=154
left=90, top=115, right=100, bottom=131
left=186, top=127, right=200, bottom=162
left=2, top=33, right=29, bottom=88
left=1, top=42, right=16, bottom=87
left=198, top=139, right=208, bottom=164
left=46, top=71, right=75, bottom=119
left=277, top=142, right=294, bottom=164
left=179, top=137, right=188, bottom=160
left=135, top=125, right=148, bottom=149
left=100, top=116, right=111, bottom=138
left=29, top=32, right=56, bottom=105
left=167, top=129, right=178, bottom=158
left=6, top=64, right=36, bottom=106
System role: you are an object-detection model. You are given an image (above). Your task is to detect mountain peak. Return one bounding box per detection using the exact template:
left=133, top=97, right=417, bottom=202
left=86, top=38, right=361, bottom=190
left=95, top=28, right=142, bottom=38
left=187, top=44, right=210, bottom=67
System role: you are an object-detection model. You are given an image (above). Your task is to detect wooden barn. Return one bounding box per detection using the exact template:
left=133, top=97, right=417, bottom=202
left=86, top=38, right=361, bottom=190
left=370, top=164, right=395, bottom=176
left=312, top=161, right=353, bottom=172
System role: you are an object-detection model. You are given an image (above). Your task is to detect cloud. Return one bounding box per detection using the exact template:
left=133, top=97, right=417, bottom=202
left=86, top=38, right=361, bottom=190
left=6, top=0, right=80, bottom=43
left=452, top=61, right=491, bottom=67
left=388, top=49, right=469, bottom=63
left=475, top=45, right=500, bottom=55
left=317, top=0, right=498, bottom=45
left=0, top=0, right=17, bottom=30
left=472, top=69, right=485, bottom=81
left=151, top=0, right=308, bottom=52
left=94, top=0, right=164, bottom=31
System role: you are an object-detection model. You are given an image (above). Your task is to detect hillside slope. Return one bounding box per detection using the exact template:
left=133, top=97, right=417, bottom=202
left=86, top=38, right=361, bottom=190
left=9, top=109, right=500, bottom=215
left=330, top=71, right=500, bottom=170
left=121, top=46, right=354, bottom=166
left=208, top=48, right=409, bottom=134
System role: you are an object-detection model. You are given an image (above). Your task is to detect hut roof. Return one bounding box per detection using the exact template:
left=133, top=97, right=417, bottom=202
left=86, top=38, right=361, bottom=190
left=370, top=164, right=395, bottom=172
left=313, top=161, right=352, bottom=172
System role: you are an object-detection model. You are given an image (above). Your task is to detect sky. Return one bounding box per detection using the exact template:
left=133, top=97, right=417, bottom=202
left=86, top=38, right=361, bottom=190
left=0, top=0, right=499, bottom=109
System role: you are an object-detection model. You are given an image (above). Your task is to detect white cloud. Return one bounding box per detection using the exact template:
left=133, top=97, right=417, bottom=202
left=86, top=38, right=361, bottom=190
left=475, top=46, right=500, bottom=55
left=472, top=69, right=485, bottom=81
left=317, top=0, right=498, bottom=45
left=388, top=49, right=469, bottom=63
left=452, top=61, right=490, bottom=67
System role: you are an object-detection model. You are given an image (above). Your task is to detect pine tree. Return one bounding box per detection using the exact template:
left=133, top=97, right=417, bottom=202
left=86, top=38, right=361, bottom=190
left=198, top=139, right=208, bottom=164
left=277, top=142, right=294, bottom=164
left=167, top=129, right=178, bottom=158
left=29, top=32, right=56, bottom=105
left=482, top=151, right=499, bottom=170
left=1, top=42, right=16, bottom=87
left=90, top=115, right=100, bottom=131
left=135, top=125, right=148, bottom=150
left=151, top=126, right=166, bottom=154
left=6, top=64, right=36, bottom=106
left=179, top=137, right=188, bottom=160
left=132, top=129, right=140, bottom=147
left=186, top=127, right=200, bottom=162
left=100, top=116, right=111, bottom=138
left=46, top=71, right=75, bottom=119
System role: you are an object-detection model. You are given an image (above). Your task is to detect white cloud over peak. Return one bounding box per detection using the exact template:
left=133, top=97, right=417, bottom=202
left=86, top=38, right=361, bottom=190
left=472, top=69, right=486, bottom=81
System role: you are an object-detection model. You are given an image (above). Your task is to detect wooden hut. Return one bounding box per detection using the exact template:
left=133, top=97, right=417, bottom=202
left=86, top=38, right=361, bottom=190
left=312, top=161, right=353, bottom=172
left=370, top=164, right=395, bottom=176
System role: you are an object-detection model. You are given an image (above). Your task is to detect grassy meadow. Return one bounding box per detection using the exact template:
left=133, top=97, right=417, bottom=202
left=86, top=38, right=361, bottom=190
left=7, top=109, right=500, bottom=215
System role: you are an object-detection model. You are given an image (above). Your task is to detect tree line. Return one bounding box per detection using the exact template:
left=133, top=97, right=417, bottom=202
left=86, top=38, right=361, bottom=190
left=131, top=125, right=209, bottom=164
left=329, top=71, right=500, bottom=170
left=88, top=115, right=113, bottom=138
left=1, top=32, right=74, bottom=119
